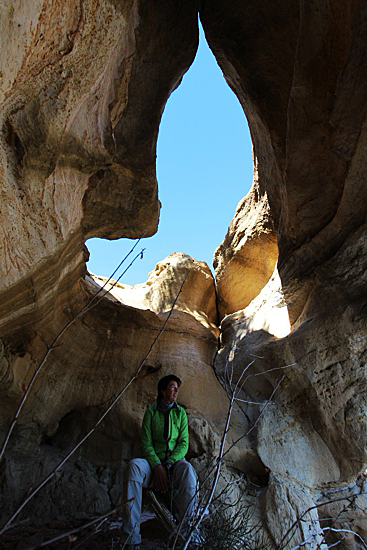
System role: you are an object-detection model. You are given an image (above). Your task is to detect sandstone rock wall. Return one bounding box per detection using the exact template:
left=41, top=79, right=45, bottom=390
left=1, top=253, right=248, bottom=523
left=1, top=0, right=367, bottom=548
left=0, top=0, right=198, bottom=332
left=0, top=0, right=219, bottom=528
left=205, top=0, right=367, bottom=546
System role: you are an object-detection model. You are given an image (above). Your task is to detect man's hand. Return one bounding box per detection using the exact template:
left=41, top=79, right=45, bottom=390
left=153, top=464, right=168, bottom=493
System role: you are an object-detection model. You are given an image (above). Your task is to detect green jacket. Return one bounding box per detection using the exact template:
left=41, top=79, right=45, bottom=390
left=141, top=401, right=189, bottom=469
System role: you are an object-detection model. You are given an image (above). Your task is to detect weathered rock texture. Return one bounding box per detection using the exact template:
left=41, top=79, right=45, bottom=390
left=1, top=252, right=250, bottom=523
left=1, top=0, right=225, bottom=526
left=205, top=0, right=367, bottom=546
left=214, top=179, right=278, bottom=319
left=1, top=0, right=367, bottom=548
left=90, top=252, right=219, bottom=331
left=0, top=0, right=198, bottom=331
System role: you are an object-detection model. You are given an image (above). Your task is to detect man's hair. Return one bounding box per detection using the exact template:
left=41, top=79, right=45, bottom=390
left=157, top=374, right=182, bottom=400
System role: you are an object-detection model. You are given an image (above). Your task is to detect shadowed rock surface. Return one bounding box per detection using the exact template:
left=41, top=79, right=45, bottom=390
left=1, top=0, right=367, bottom=548
left=205, top=0, right=367, bottom=545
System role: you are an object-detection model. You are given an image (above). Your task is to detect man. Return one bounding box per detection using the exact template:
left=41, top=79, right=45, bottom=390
left=121, top=375, right=198, bottom=549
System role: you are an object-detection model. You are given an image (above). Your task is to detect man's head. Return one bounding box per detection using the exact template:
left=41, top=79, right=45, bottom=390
left=157, top=374, right=182, bottom=404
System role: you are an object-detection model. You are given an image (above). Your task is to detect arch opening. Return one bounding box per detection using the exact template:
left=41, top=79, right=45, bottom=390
left=86, top=23, right=253, bottom=288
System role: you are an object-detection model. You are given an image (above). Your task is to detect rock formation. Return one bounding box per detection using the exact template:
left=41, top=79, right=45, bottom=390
left=1, top=0, right=367, bottom=548
left=205, top=0, right=367, bottom=545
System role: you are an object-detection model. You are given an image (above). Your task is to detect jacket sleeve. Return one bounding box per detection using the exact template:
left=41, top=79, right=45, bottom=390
left=168, top=408, right=189, bottom=465
left=141, top=408, right=161, bottom=469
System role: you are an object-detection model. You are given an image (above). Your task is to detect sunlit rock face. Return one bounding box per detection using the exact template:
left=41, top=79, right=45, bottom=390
left=203, top=0, right=367, bottom=546
left=89, top=252, right=219, bottom=331
left=0, top=0, right=198, bottom=333
left=214, top=184, right=278, bottom=319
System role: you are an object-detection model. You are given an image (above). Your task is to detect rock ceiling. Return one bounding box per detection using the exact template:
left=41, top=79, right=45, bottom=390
left=1, top=0, right=367, bottom=547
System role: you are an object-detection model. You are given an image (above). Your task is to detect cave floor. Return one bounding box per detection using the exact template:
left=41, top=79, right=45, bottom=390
left=0, top=516, right=169, bottom=549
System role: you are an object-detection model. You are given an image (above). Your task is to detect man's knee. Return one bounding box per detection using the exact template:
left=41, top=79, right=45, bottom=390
left=125, top=458, right=151, bottom=484
left=174, top=460, right=196, bottom=475
left=173, top=460, right=197, bottom=486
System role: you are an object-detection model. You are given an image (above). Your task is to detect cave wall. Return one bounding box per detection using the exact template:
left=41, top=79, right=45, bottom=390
left=204, top=0, right=367, bottom=545
left=0, top=0, right=218, bottom=525
left=1, top=255, right=242, bottom=522
left=1, top=0, right=367, bottom=547
left=0, top=0, right=198, bottom=331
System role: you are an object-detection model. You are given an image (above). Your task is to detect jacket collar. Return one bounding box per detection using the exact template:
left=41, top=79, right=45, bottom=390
left=155, top=399, right=179, bottom=412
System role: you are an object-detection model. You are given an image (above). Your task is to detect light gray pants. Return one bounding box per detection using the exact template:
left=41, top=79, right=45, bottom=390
left=122, top=458, right=198, bottom=545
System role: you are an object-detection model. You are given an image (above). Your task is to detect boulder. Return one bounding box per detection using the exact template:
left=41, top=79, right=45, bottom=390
left=214, top=182, right=278, bottom=320
left=88, top=252, right=219, bottom=331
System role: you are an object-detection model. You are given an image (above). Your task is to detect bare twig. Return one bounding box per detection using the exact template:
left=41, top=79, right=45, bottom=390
left=196, top=370, right=286, bottom=504
left=35, top=499, right=133, bottom=548
left=174, top=357, right=258, bottom=549
left=315, top=492, right=362, bottom=549
left=170, top=361, right=287, bottom=548
left=277, top=490, right=367, bottom=549
left=120, top=501, right=151, bottom=550
left=173, top=353, right=283, bottom=550
left=219, top=374, right=285, bottom=464
left=0, top=271, right=190, bottom=535
left=288, top=526, right=367, bottom=550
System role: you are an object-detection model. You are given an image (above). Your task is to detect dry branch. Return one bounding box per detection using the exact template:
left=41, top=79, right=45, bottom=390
left=278, top=489, right=367, bottom=549
left=172, top=354, right=287, bottom=550
left=36, top=499, right=133, bottom=549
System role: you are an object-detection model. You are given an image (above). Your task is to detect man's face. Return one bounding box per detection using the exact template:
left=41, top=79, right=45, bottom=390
left=161, top=380, right=179, bottom=404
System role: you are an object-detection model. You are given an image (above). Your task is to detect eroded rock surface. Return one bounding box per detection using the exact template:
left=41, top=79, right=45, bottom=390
left=89, top=252, right=219, bottom=331
left=206, top=0, right=367, bottom=546
left=0, top=0, right=198, bottom=331
left=1, top=0, right=367, bottom=548
left=214, top=179, right=278, bottom=320
left=1, top=253, right=248, bottom=523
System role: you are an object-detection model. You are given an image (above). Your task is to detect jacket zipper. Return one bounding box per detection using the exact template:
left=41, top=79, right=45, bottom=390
left=164, top=410, right=172, bottom=462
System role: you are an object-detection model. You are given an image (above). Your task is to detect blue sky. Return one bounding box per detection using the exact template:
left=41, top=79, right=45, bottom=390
left=86, top=24, right=253, bottom=285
